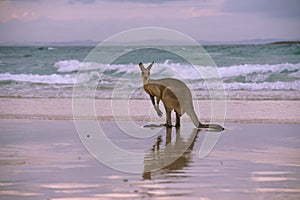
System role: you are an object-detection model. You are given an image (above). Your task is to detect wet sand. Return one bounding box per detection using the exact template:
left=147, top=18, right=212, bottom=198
left=0, top=119, right=300, bottom=200
left=0, top=98, right=300, bottom=123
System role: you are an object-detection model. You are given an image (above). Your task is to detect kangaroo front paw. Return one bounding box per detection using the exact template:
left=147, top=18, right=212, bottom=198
left=156, top=110, right=163, bottom=117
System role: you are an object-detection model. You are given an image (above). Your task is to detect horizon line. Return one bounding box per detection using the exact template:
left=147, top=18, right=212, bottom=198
left=0, top=38, right=299, bottom=47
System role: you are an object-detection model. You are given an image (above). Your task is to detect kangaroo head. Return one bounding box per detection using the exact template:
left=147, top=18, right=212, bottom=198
left=139, top=61, right=154, bottom=84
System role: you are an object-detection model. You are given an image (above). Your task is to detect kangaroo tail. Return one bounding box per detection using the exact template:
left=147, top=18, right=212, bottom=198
left=198, top=122, right=224, bottom=131
left=187, top=107, right=224, bottom=131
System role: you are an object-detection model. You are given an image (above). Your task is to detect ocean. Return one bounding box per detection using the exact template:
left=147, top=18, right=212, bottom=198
left=0, top=43, right=299, bottom=100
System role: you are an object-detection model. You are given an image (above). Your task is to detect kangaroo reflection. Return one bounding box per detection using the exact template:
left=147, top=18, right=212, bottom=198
left=143, top=127, right=200, bottom=180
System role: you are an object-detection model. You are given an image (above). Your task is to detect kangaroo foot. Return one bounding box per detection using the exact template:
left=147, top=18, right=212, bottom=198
left=162, top=123, right=173, bottom=128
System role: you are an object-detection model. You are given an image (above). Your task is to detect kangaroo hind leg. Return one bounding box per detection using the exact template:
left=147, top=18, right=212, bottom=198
left=163, top=102, right=173, bottom=127
left=175, top=111, right=181, bottom=127
left=165, top=109, right=172, bottom=127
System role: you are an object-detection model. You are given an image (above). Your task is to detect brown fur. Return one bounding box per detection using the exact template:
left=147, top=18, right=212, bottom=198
left=139, top=62, right=224, bottom=130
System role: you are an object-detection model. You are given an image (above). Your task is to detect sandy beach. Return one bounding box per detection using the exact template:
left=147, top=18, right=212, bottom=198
left=1, top=1, right=300, bottom=199
left=0, top=98, right=300, bottom=199
left=0, top=98, right=300, bottom=123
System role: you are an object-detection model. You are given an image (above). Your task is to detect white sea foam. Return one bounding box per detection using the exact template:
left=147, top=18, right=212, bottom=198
left=0, top=73, right=76, bottom=84
left=224, top=80, right=300, bottom=91
left=47, top=47, right=56, bottom=51
left=2, top=61, right=299, bottom=92
left=54, top=60, right=109, bottom=73
left=289, top=70, right=300, bottom=78
left=218, top=63, right=300, bottom=79
left=53, top=60, right=300, bottom=82
left=54, top=60, right=83, bottom=73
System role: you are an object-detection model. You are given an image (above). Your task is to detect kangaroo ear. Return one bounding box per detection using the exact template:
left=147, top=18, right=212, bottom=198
left=139, top=62, right=145, bottom=71
left=147, top=61, right=154, bottom=70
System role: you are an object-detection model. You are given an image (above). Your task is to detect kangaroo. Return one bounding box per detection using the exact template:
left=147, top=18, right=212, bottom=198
left=139, top=62, right=224, bottom=130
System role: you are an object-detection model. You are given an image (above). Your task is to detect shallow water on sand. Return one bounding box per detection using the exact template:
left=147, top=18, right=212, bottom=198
left=0, top=120, right=299, bottom=200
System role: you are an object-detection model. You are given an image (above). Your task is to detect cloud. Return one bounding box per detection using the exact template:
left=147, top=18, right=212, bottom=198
left=222, top=0, right=300, bottom=18
left=5, top=0, right=41, bottom=1
left=109, top=0, right=188, bottom=4
left=0, top=0, right=299, bottom=43
left=68, top=0, right=96, bottom=4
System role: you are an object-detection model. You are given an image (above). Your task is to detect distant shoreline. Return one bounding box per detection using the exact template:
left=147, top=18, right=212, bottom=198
left=1, top=39, right=300, bottom=47
left=268, top=41, right=300, bottom=45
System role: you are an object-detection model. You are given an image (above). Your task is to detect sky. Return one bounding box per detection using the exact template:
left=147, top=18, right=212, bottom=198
left=0, top=0, right=300, bottom=44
